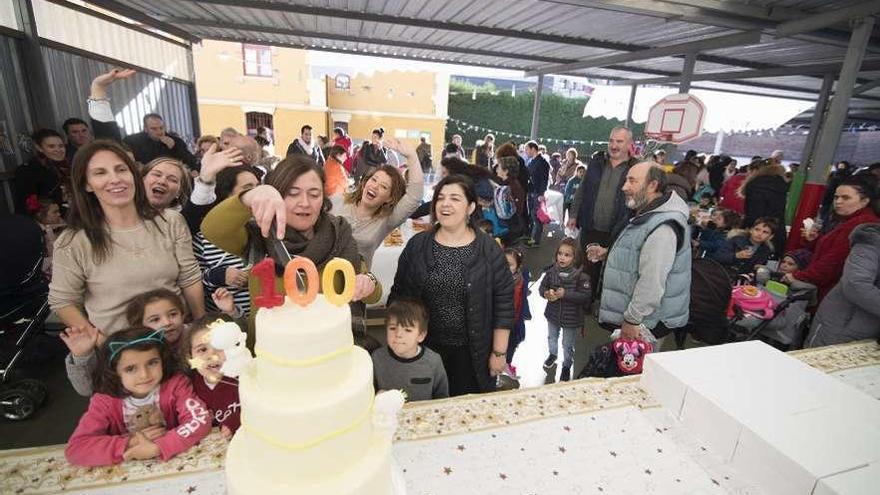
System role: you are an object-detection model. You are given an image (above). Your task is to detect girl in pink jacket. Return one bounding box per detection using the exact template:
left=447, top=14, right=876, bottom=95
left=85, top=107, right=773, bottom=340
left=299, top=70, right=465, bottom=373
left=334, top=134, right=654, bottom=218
left=65, top=327, right=210, bottom=466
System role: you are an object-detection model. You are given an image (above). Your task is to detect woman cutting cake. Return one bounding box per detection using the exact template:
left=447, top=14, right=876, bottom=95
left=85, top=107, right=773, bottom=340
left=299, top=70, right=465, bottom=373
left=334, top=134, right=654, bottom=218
left=201, top=154, right=381, bottom=348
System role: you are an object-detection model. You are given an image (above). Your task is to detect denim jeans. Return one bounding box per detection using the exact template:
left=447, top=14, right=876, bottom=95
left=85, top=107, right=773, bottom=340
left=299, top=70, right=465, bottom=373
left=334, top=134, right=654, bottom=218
left=528, top=192, right=543, bottom=243
left=547, top=322, right=577, bottom=370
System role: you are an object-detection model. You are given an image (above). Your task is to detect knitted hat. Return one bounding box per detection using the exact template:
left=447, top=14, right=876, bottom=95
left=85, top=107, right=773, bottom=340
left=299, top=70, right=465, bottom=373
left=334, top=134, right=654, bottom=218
left=783, top=249, right=811, bottom=269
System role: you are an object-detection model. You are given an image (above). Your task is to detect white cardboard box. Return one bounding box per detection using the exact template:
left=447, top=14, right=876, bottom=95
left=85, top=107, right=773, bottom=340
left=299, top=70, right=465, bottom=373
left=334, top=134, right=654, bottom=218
left=640, top=341, right=880, bottom=495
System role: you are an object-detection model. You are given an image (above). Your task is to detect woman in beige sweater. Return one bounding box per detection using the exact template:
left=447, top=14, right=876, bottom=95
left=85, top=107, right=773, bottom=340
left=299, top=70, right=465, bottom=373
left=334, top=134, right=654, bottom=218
left=337, top=138, right=424, bottom=269
left=49, top=140, right=205, bottom=337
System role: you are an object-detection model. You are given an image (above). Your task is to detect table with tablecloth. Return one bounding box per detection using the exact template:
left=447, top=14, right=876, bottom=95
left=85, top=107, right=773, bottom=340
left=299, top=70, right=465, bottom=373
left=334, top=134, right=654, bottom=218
left=1, top=341, right=878, bottom=495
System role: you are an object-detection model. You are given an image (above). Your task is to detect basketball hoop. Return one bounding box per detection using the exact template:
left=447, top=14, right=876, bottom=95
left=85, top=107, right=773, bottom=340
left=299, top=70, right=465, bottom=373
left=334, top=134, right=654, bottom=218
left=644, top=94, right=706, bottom=145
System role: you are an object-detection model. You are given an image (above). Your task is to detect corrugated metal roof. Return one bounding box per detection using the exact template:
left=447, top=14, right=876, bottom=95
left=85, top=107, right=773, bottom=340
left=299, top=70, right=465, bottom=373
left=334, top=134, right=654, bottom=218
left=88, top=0, right=880, bottom=103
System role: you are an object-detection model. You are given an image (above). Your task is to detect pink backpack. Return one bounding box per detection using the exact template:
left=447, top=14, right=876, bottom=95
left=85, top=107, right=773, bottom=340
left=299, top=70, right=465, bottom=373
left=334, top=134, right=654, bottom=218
left=729, top=285, right=777, bottom=319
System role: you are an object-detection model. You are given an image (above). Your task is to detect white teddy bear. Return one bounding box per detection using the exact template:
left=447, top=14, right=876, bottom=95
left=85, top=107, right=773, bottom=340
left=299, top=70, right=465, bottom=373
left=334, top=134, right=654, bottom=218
left=208, top=321, right=253, bottom=378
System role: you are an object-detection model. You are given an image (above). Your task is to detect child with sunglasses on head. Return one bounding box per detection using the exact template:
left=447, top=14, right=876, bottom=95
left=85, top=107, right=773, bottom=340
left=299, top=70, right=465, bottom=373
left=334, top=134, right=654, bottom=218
left=180, top=314, right=242, bottom=438
left=65, top=327, right=210, bottom=466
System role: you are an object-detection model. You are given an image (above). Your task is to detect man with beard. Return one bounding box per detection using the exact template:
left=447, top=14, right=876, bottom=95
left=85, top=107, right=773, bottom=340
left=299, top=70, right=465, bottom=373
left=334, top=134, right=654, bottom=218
left=124, top=113, right=198, bottom=171
left=585, top=162, right=691, bottom=343
left=568, top=127, right=639, bottom=302
left=286, top=124, right=325, bottom=165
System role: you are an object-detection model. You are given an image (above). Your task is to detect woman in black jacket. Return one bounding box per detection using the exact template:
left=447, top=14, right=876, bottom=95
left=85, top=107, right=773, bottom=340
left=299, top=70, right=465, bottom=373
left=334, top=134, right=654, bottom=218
left=390, top=175, right=514, bottom=395
left=741, top=159, right=788, bottom=255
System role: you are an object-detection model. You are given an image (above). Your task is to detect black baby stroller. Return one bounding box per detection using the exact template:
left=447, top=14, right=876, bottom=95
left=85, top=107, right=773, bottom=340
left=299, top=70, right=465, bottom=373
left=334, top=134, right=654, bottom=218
left=683, top=258, right=815, bottom=350
left=0, top=215, right=52, bottom=420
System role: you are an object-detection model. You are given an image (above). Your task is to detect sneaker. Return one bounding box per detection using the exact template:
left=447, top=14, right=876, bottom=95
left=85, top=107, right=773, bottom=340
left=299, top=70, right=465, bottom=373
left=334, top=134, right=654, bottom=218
left=543, top=354, right=557, bottom=370
left=560, top=366, right=571, bottom=382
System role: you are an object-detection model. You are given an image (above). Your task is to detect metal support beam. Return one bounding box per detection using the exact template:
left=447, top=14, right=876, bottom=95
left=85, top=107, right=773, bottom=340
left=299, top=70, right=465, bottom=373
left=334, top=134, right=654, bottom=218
left=810, top=17, right=875, bottom=182
left=186, top=48, right=201, bottom=139
left=852, top=79, right=880, bottom=96
left=776, top=0, right=880, bottom=36
left=610, top=59, right=880, bottom=86
left=530, top=75, right=544, bottom=141
left=525, top=31, right=761, bottom=76
left=801, top=73, right=835, bottom=168
left=169, top=17, right=573, bottom=66
left=86, top=0, right=200, bottom=43
left=549, top=0, right=880, bottom=53
left=13, top=0, right=55, bottom=129
left=679, top=52, right=697, bottom=94
left=184, top=0, right=781, bottom=72
left=625, top=85, right=637, bottom=128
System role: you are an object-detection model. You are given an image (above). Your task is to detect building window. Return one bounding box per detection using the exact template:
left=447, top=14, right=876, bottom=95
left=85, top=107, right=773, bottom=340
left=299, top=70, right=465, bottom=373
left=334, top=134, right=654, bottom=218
left=335, top=74, right=350, bottom=90
left=246, top=112, right=273, bottom=138
left=242, top=44, right=272, bottom=77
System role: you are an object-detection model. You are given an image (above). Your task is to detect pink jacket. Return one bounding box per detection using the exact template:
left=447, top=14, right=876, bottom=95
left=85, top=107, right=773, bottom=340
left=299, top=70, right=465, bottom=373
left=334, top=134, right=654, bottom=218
left=65, top=374, right=211, bottom=466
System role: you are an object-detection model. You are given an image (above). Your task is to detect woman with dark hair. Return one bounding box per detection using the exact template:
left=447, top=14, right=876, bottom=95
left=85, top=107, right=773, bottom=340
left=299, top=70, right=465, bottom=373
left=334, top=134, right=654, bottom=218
left=201, top=154, right=381, bottom=347
left=339, top=138, right=423, bottom=268
left=741, top=158, right=788, bottom=255
left=14, top=129, right=69, bottom=214
left=495, top=141, right=529, bottom=199
left=805, top=222, right=880, bottom=347
left=49, top=140, right=205, bottom=336
left=353, top=127, right=388, bottom=179
left=193, top=165, right=262, bottom=316
left=783, top=175, right=879, bottom=303
left=389, top=174, right=514, bottom=396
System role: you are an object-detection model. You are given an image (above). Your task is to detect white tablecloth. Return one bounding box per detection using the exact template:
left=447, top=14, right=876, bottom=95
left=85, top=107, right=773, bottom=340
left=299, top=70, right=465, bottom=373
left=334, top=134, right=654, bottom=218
left=370, top=219, right=418, bottom=306
left=2, top=343, right=877, bottom=495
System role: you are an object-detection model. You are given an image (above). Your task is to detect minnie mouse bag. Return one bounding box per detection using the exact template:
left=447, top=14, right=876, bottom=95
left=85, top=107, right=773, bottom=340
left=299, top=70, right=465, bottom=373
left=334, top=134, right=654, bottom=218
left=612, top=339, right=653, bottom=375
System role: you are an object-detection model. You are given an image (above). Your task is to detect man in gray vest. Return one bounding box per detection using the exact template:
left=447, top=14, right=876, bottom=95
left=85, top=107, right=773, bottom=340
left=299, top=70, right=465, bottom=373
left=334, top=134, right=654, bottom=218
left=586, top=162, right=691, bottom=342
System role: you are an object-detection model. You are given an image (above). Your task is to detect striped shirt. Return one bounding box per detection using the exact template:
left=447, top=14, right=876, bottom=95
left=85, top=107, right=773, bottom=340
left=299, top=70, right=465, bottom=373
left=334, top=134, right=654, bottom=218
left=192, top=231, right=251, bottom=316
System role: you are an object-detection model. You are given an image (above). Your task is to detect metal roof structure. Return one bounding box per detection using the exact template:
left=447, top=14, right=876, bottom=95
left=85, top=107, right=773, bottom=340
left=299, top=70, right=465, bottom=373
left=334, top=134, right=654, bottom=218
left=85, top=0, right=880, bottom=106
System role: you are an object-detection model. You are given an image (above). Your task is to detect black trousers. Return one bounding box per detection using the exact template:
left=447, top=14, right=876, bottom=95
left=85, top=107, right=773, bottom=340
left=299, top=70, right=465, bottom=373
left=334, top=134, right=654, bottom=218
left=429, top=343, right=481, bottom=397
left=579, top=229, right=611, bottom=304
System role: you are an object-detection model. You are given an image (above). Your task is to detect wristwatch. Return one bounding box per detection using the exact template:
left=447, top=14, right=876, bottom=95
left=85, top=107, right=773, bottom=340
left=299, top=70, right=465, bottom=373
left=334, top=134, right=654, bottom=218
left=491, top=350, right=507, bottom=357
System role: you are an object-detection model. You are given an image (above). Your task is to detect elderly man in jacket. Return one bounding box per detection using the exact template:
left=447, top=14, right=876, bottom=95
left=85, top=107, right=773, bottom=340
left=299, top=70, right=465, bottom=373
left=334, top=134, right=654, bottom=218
left=587, top=162, right=691, bottom=342
left=568, top=127, right=639, bottom=301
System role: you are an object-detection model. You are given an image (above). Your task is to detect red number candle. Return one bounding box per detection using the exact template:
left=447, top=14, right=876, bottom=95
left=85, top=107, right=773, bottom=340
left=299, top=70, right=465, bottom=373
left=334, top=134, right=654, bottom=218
left=252, top=258, right=283, bottom=309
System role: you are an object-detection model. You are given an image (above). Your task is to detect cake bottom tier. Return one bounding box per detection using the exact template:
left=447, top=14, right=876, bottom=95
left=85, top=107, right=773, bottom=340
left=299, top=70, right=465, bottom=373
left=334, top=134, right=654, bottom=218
left=225, top=430, right=392, bottom=495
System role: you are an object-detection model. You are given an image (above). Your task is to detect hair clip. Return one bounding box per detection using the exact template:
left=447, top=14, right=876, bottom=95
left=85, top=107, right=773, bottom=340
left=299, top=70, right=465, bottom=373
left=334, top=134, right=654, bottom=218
left=108, top=328, right=165, bottom=364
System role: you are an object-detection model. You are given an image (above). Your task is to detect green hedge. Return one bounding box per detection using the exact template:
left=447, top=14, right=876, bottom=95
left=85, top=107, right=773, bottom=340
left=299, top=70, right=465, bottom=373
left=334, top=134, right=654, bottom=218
left=447, top=85, right=644, bottom=157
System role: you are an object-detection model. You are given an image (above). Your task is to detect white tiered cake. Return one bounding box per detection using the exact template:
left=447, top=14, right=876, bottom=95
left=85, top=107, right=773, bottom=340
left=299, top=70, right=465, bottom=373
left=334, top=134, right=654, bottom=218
left=225, top=294, right=394, bottom=494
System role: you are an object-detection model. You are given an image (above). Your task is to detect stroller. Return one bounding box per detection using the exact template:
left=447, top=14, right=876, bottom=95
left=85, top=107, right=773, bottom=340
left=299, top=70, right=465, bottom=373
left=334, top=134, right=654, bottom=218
left=0, top=215, right=52, bottom=420
left=682, top=258, right=814, bottom=350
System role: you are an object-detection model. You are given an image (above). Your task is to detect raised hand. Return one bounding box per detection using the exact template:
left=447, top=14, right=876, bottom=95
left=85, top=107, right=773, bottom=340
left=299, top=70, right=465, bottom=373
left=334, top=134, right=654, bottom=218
left=200, top=144, right=244, bottom=183
left=60, top=325, right=105, bottom=358
left=384, top=138, right=414, bottom=157
left=90, top=68, right=136, bottom=99
left=212, top=287, right=236, bottom=315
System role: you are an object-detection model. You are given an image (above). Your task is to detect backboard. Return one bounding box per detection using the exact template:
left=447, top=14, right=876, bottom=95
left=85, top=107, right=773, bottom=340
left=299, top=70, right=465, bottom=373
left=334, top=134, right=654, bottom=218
left=644, top=93, right=706, bottom=144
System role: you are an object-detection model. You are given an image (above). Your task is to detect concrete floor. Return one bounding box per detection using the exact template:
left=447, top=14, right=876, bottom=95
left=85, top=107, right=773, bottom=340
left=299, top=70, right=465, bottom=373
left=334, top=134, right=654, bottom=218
left=0, top=224, right=686, bottom=450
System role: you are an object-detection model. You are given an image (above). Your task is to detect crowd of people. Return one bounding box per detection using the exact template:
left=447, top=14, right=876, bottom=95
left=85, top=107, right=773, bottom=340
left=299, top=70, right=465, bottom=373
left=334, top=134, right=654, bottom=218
left=4, top=66, right=880, bottom=467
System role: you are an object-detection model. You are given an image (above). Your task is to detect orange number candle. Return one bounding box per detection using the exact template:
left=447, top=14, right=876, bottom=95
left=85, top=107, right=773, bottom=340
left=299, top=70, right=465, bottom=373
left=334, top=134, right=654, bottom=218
left=321, top=258, right=356, bottom=306
left=252, top=258, right=283, bottom=309
left=284, top=257, right=319, bottom=306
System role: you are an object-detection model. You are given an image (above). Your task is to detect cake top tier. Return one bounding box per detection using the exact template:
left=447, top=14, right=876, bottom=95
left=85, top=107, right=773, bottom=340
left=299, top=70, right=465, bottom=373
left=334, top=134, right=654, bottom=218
left=254, top=294, right=353, bottom=365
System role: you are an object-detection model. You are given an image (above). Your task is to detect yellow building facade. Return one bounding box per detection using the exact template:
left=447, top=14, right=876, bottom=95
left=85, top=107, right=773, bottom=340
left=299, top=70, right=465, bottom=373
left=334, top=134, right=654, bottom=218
left=192, top=40, right=448, bottom=159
